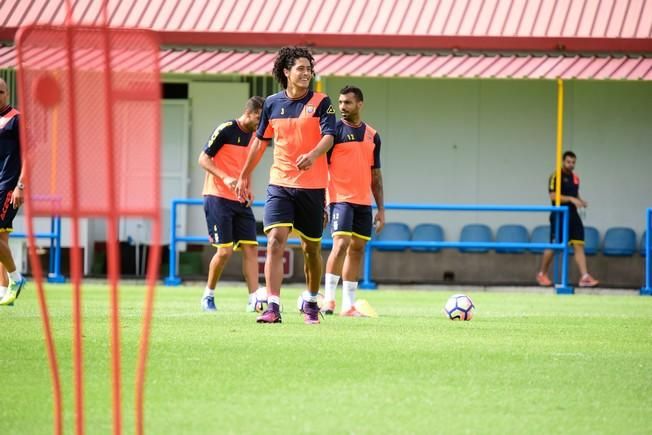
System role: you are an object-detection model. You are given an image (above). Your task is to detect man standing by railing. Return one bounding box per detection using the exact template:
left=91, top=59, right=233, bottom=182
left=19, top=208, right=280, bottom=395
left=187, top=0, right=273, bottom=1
left=536, top=151, right=598, bottom=288
left=322, top=85, right=384, bottom=317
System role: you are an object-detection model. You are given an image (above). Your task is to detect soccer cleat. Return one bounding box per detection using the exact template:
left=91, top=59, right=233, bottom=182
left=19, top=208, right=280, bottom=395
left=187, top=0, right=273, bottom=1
left=322, top=299, right=336, bottom=315
left=579, top=274, right=599, bottom=288
left=245, top=302, right=256, bottom=313
left=340, top=306, right=364, bottom=317
left=0, top=278, right=25, bottom=306
left=536, top=272, right=553, bottom=287
left=256, top=308, right=282, bottom=323
left=302, top=301, right=322, bottom=324
left=201, top=295, right=216, bottom=312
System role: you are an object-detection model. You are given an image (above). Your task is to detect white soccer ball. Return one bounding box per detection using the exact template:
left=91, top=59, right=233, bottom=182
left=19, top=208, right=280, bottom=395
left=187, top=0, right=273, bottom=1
left=443, top=294, right=475, bottom=321
left=296, top=291, right=325, bottom=312
left=254, top=287, right=268, bottom=313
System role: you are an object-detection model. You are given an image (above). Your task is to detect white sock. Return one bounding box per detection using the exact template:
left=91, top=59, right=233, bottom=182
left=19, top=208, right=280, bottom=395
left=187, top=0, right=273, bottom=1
left=0, top=286, right=7, bottom=298
left=324, top=273, right=340, bottom=301
left=9, top=271, right=21, bottom=283
left=302, top=290, right=318, bottom=303
left=268, top=295, right=280, bottom=306
left=203, top=287, right=215, bottom=298
left=342, top=281, right=357, bottom=310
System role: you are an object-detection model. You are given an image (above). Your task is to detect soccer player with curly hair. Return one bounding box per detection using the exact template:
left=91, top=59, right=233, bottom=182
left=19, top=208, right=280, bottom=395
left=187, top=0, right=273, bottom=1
left=236, top=47, right=336, bottom=324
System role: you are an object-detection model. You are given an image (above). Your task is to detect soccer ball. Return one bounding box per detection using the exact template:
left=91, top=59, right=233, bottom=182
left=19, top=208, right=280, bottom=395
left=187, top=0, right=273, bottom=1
left=253, top=287, right=268, bottom=313
left=296, top=291, right=325, bottom=312
left=443, top=294, right=475, bottom=321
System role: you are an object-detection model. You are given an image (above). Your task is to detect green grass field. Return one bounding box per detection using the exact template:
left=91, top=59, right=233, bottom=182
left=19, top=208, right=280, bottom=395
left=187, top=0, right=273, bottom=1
left=1, top=284, right=651, bottom=434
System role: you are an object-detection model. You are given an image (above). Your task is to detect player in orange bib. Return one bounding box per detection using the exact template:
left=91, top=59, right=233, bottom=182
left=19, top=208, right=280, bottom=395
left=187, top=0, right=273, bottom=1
left=322, top=86, right=385, bottom=316
left=236, top=47, right=336, bottom=324
left=198, top=96, right=265, bottom=312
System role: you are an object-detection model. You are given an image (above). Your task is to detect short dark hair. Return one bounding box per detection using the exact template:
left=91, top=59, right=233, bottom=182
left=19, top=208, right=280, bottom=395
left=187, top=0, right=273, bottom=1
left=272, top=46, right=315, bottom=89
left=340, top=85, right=364, bottom=102
left=563, top=151, right=576, bottom=160
left=245, top=96, right=264, bottom=112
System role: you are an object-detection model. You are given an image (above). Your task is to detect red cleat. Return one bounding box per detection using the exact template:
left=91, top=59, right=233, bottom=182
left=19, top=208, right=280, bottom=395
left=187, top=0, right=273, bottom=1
left=536, top=272, right=553, bottom=287
left=579, top=274, right=599, bottom=288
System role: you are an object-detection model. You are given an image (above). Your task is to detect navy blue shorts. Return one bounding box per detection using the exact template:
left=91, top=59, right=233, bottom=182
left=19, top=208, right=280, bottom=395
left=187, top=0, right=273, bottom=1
left=329, top=202, right=373, bottom=240
left=0, top=190, right=18, bottom=232
left=204, top=195, right=257, bottom=250
left=263, top=185, right=325, bottom=241
left=550, top=207, right=584, bottom=245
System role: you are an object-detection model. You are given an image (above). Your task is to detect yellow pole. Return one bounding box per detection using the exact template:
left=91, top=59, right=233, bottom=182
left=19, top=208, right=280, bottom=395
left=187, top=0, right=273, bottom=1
left=555, top=79, right=564, bottom=206
left=315, top=75, right=323, bottom=93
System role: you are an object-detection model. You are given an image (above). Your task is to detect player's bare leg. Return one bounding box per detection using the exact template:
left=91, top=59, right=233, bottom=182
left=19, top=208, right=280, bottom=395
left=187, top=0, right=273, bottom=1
left=301, top=238, right=322, bottom=293
left=340, top=237, right=368, bottom=316
left=536, top=249, right=554, bottom=286
left=240, top=244, right=261, bottom=311
left=0, top=232, right=24, bottom=305
left=240, top=244, right=259, bottom=294
left=0, top=262, right=8, bottom=301
left=0, top=233, right=17, bottom=277
left=298, top=237, right=323, bottom=324
left=201, top=245, right=234, bottom=312
left=265, top=227, right=290, bottom=297
left=257, top=226, right=289, bottom=323
left=323, top=235, right=351, bottom=313
left=573, top=244, right=599, bottom=287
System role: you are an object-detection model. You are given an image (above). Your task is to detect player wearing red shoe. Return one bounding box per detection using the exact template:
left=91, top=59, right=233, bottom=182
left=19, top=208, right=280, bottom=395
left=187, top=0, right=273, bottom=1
left=537, top=151, right=599, bottom=288
left=322, top=86, right=384, bottom=316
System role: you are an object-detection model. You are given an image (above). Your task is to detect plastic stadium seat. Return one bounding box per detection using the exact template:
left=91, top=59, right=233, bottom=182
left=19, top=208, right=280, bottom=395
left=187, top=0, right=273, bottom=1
left=374, top=222, right=411, bottom=252
left=459, top=224, right=492, bottom=253
left=602, top=227, right=637, bottom=256
left=583, top=226, right=600, bottom=256
left=495, top=224, right=529, bottom=254
left=529, top=225, right=550, bottom=253
left=411, top=223, right=444, bottom=252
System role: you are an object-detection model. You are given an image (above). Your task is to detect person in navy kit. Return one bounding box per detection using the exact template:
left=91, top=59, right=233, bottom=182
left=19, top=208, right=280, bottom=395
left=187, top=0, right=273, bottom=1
left=0, top=78, right=27, bottom=306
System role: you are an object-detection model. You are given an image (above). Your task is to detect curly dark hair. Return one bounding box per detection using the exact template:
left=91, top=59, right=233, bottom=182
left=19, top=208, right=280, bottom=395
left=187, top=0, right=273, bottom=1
left=272, top=46, right=315, bottom=89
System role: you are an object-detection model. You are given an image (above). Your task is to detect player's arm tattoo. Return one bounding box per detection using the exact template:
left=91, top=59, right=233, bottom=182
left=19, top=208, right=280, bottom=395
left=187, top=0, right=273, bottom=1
left=372, top=169, right=384, bottom=210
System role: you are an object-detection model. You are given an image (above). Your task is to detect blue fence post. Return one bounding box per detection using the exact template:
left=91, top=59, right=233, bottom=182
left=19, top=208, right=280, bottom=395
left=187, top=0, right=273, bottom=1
left=359, top=241, right=377, bottom=289
left=641, top=208, right=651, bottom=296
left=47, top=216, right=65, bottom=283
left=556, top=207, right=573, bottom=294
left=164, top=200, right=182, bottom=286
left=48, top=217, right=55, bottom=276
left=552, top=209, right=561, bottom=285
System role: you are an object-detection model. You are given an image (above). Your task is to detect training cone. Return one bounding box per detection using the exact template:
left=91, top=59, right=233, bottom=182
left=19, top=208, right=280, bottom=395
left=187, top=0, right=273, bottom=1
left=354, top=299, right=378, bottom=318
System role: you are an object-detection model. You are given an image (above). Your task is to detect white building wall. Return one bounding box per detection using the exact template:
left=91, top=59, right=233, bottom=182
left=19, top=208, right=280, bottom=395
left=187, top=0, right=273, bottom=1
left=323, top=77, right=652, bottom=240
left=167, top=77, right=651, bottom=247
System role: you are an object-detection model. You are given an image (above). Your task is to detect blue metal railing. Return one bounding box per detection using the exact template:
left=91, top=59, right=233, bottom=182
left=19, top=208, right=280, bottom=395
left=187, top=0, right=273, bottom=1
left=10, top=216, right=65, bottom=283
left=642, top=208, right=651, bottom=296
left=360, top=204, right=571, bottom=293
left=164, top=199, right=333, bottom=285
left=164, top=199, right=571, bottom=293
